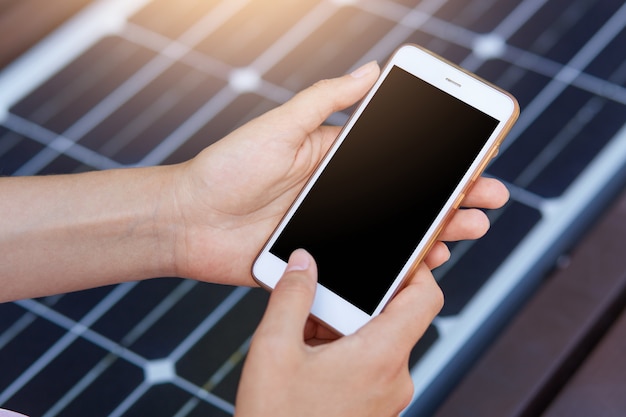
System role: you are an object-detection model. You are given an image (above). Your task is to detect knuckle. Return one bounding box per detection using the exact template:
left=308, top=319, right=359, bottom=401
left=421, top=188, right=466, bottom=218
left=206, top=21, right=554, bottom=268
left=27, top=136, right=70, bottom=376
left=311, top=77, right=333, bottom=90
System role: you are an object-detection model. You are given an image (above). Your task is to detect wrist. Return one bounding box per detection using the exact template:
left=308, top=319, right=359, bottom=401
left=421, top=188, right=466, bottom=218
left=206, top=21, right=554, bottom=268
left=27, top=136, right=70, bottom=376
left=140, top=164, right=183, bottom=279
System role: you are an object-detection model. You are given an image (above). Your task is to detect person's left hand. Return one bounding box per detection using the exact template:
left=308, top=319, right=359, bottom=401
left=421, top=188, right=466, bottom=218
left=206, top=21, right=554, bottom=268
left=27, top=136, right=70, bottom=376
left=166, top=61, right=508, bottom=286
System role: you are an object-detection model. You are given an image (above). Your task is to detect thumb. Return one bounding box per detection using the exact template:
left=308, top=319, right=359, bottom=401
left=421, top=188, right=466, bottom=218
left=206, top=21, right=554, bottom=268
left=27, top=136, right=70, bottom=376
left=272, top=61, right=380, bottom=140
left=256, top=249, right=318, bottom=340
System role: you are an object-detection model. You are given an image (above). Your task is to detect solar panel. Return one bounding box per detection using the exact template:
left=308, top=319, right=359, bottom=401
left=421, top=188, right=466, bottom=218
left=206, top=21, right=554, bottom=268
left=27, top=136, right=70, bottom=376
left=1, top=0, right=625, bottom=416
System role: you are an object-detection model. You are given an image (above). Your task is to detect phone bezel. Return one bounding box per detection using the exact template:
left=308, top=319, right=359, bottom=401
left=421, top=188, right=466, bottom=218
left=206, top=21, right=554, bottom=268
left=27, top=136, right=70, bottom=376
left=252, top=43, right=519, bottom=335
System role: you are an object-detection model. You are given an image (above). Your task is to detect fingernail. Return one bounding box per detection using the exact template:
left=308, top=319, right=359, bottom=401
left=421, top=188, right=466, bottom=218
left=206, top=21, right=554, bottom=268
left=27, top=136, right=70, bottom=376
left=350, top=60, right=377, bottom=78
left=285, top=249, right=311, bottom=272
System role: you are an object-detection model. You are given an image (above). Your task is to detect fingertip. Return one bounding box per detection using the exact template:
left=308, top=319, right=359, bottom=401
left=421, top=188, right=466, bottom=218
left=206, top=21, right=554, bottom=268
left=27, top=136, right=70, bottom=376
left=350, top=60, right=380, bottom=79
left=496, top=179, right=511, bottom=207
left=469, top=176, right=510, bottom=209
left=484, top=176, right=510, bottom=207
left=274, top=249, right=317, bottom=296
left=284, top=248, right=314, bottom=274
left=424, top=241, right=451, bottom=269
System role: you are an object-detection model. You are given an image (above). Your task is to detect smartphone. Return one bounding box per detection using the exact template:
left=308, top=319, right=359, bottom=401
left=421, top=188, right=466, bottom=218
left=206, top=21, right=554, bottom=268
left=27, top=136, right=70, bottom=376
left=252, top=44, right=519, bottom=335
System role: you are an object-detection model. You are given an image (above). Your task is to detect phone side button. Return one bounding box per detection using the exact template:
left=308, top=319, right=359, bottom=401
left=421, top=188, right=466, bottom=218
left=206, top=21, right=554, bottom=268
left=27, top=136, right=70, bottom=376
left=490, top=145, right=500, bottom=160
left=454, top=192, right=466, bottom=208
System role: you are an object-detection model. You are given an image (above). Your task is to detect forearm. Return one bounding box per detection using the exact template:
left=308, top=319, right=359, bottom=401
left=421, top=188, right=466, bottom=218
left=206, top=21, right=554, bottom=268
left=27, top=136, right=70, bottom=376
left=1, top=166, right=177, bottom=302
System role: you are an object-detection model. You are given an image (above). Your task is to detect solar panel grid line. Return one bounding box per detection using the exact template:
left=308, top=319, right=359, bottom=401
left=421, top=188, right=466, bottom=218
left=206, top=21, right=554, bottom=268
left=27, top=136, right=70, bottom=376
left=368, top=0, right=615, bottom=114
left=244, top=1, right=337, bottom=74
left=139, top=87, right=237, bottom=166
left=122, top=23, right=192, bottom=63
left=118, top=366, right=234, bottom=415
left=17, top=296, right=141, bottom=359
left=4, top=114, right=124, bottom=173
left=418, top=16, right=481, bottom=53
left=0, top=282, right=139, bottom=404
left=139, top=1, right=352, bottom=165
left=201, top=336, right=251, bottom=393
left=122, top=23, right=233, bottom=81
left=539, top=121, right=626, bottom=222
left=171, top=0, right=251, bottom=48
left=497, top=0, right=626, bottom=154
left=139, top=0, right=433, bottom=166
left=96, top=90, right=188, bottom=158
left=108, top=381, right=151, bottom=417
left=478, top=33, right=617, bottom=197
left=500, top=45, right=626, bottom=106
left=2, top=114, right=59, bottom=148
left=0, top=130, right=21, bottom=157
left=40, top=280, right=198, bottom=417
left=575, top=71, right=626, bottom=106
left=515, top=95, right=605, bottom=188
left=11, top=290, right=241, bottom=415
left=118, top=280, right=198, bottom=348
left=42, top=352, right=118, bottom=417
left=348, top=0, right=449, bottom=70
left=8, top=0, right=363, bottom=171
left=8, top=58, right=165, bottom=173
left=0, top=313, right=36, bottom=351
left=9, top=0, right=248, bottom=174
left=487, top=0, right=548, bottom=39
left=26, top=43, right=141, bottom=127
left=441, top=0, right=547, bottom=72
left=7, top=300, right=147, bottom=372
left=174, top=399, right=204, bottom=417
left=415, top=2, right=517, bottom=55
left=125, top=2, right=394, bottom=130
left=172, top=375, right=235, bottom=415
left=14, top=40, right=153, bottom=128
left=168, top=287, right=250, bottom=363
left=171, top=289, right=269, bottom=408
left=121, top=21, right=296, bottom=112
left=52, top=54, right=179, bottom=147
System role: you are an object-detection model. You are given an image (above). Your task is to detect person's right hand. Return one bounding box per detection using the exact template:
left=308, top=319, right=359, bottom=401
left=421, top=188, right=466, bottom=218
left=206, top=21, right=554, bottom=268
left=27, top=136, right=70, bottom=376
left=234, top=249, right=443, bottom=417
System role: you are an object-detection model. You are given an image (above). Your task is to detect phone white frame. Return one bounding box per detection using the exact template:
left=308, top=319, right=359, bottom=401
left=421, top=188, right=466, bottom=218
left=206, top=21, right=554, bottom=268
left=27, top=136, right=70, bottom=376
left=253, top=44, right=519, bottom=335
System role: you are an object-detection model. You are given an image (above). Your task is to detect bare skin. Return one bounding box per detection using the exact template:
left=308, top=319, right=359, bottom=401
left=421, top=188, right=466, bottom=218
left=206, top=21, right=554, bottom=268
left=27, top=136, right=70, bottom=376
left=1, top=61, right=508, bottom=416
left=1, top=61, right=507, bottom=301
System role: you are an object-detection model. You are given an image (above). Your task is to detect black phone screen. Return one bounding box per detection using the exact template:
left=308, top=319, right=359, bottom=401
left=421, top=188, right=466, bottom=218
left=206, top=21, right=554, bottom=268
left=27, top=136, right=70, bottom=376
left=270, top=66, right=498, bottom=314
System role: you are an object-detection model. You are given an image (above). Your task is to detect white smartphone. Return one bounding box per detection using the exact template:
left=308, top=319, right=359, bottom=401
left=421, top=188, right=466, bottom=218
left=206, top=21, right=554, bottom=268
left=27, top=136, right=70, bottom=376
left=252, top=44, right=519, bottom=335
